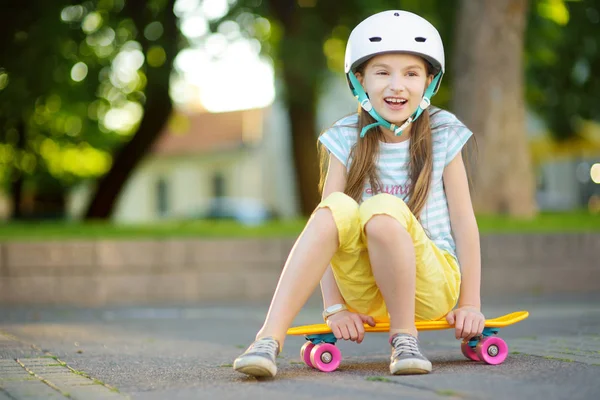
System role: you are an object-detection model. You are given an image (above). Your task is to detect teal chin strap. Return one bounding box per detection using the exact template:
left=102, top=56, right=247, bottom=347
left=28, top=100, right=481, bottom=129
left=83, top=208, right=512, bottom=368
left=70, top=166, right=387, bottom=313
left=348, top=72, right=442, bottom=138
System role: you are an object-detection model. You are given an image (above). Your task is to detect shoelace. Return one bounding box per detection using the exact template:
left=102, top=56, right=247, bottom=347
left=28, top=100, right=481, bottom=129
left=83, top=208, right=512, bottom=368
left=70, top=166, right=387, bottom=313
left=391, top=335, right=420, bottom=359
left=249, top=339, right=278, bottom=356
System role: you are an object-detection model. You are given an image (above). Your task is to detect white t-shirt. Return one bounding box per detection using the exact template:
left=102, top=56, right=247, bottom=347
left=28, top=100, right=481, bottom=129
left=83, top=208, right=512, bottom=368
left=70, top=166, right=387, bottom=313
left=318, top=107, right=473, bottom=258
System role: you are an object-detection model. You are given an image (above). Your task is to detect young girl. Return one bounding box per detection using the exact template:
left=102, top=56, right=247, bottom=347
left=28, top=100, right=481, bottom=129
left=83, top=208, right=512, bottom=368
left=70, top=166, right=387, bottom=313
left=233, top=10, right=484, bottom=377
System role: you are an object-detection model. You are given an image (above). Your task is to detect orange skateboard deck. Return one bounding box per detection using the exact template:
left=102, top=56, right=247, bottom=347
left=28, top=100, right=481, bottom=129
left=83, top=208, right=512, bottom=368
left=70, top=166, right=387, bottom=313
left=287, top=310, right=529, bottom=372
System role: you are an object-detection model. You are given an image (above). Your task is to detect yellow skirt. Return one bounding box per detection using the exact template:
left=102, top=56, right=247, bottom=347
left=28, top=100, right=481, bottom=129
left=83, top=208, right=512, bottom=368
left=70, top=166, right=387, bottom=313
left=316, top=192, right=461, bottom=322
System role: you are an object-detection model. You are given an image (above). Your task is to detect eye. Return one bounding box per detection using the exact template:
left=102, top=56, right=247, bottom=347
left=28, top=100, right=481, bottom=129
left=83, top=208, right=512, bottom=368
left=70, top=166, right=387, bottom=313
left=376, top=71, right=389, bottom=76
left=407, top=71, right=419, bottom=77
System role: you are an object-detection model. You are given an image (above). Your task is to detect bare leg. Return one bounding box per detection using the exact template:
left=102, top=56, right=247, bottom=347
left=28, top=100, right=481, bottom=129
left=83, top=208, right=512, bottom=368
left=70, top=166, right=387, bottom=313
left=256, top=208, right=339, bottom=347
left=365, top=215, right=418, bottom=338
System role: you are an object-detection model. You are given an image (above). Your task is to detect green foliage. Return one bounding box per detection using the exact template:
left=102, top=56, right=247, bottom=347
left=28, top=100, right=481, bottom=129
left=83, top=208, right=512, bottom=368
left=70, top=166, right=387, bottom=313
left=526, top=0, right=600, bottom=139
left=0, top=0, right=164, bottom=207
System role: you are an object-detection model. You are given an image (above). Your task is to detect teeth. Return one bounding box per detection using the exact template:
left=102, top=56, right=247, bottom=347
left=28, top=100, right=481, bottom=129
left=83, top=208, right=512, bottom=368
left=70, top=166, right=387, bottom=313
left=385, top=98, right=407, bottom=104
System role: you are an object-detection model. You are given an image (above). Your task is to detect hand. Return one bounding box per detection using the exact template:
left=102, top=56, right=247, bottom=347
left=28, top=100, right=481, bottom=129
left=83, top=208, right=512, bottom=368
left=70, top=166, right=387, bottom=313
left=326, top=311, right=376, bottom=344
left=445, top=306, right=485, bottom=341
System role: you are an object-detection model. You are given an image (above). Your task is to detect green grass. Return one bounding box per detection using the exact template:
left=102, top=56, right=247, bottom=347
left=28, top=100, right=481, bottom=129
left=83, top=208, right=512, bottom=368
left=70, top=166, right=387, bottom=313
left=475, top=211, right=600, bottom=233
left=0, top=219, right=308, bottom=241
left=0, top=211, right=598, bottom=241
left=366, top=376, right=392, bottom=383
left=435, top=389, right=463, bottom=397
left=543, top=355, right=574, bottom=362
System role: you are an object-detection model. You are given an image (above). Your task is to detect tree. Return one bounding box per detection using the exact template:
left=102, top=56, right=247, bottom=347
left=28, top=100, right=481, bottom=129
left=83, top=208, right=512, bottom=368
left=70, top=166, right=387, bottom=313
left=526, top=0, right=600, bottom=140
left=84, top=0, right=178, bottom=219
left=451, top=0, right=536, bottom=217
left=0, top=0, right=178, bottom=220
left=0, top=0, right=110, bottom=219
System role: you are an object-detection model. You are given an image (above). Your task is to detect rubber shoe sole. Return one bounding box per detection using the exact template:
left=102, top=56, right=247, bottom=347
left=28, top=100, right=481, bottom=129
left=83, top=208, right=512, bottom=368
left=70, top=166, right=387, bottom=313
left=390, top=358, right=432, bottom=375
left=233, top=356, right=277, bottom=377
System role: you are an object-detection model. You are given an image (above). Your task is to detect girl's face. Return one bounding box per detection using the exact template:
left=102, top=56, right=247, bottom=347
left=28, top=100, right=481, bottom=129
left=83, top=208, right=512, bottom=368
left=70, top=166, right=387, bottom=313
left=356, top=53, right=433, bottom=129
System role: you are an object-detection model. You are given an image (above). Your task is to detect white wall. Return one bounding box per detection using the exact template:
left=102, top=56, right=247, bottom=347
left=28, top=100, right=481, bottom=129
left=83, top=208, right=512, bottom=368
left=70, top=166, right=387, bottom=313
left=261, top=98, right=299, bottom=218
left=537, top=160, right=582, bottom=210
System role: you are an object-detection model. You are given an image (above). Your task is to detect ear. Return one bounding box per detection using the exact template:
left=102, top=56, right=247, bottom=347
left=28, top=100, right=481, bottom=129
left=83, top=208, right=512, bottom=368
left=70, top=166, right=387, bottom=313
left=426, top=74, right=434, bottom=87
left=354, top=71, right=364, bottom=86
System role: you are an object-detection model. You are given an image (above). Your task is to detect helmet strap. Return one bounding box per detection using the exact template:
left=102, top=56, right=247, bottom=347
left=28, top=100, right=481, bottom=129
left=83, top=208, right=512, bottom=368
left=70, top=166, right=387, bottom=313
left=348, top=72, right=442, bottom=138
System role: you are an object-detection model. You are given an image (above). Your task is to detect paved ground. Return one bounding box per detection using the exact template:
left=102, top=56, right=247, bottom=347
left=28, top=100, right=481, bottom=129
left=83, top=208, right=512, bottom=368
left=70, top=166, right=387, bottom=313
left=1, top=293, right=599, bottom=399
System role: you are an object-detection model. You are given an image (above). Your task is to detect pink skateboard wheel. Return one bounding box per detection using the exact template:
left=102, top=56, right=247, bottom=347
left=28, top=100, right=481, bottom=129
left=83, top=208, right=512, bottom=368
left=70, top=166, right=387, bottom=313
left=300, top=342, right=315, bottom=368
left=309, top=343, right=341, bottom=372
left=461, top=341, right=480, bottom=361
left=476, top=336, right=509, bottom=365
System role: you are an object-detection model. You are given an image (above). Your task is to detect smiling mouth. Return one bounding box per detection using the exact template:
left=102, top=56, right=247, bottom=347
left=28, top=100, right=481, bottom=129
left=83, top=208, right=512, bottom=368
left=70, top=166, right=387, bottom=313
left=384, top=97, right=408, bottom=105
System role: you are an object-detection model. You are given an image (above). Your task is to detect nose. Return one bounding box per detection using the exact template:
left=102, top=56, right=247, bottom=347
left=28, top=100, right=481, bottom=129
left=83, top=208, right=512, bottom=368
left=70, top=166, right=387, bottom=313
left=388, top=73, right=406, bottom=92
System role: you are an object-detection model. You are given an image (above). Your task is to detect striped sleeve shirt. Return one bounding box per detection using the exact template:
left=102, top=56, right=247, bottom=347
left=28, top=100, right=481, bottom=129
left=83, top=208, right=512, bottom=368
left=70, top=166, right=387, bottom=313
left=318, top=106, right=473, bottom=260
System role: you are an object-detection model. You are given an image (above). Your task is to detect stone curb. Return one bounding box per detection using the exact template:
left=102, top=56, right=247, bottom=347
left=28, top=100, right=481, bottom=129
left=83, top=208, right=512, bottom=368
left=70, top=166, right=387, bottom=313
left=0, top=233, right=598, bottom=306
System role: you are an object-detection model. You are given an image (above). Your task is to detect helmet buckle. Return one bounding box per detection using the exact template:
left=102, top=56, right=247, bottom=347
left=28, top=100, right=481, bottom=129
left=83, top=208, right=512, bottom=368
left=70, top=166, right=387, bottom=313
left=361, top=98, right=373, bottom=112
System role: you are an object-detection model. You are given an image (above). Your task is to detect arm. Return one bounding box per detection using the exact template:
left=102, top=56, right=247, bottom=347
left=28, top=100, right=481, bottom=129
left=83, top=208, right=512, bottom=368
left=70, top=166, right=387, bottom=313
left=319, top=155, right=347, bottom=308
left=443, top=151, right=484, bottom=339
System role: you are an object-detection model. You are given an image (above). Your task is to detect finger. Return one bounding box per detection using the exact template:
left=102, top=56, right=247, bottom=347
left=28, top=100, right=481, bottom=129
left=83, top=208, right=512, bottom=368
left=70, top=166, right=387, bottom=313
left=332, top=325, right=342, bottom=340
left=477, top=318, right=486, bottom=336
left=340, top=324, right=351, bottom=340
left=353, top=317, right=366, bottom=343
left=462, top=318, right=474, bottom=340
left=466, top=318, right=483, bottom=341
left=347, top=322, right=359, bottom=342
left=454, top=313, right=464, bottom=339
left=360, top=314, right=376, bottom=327
left=446, top=311, right=455, bottom=325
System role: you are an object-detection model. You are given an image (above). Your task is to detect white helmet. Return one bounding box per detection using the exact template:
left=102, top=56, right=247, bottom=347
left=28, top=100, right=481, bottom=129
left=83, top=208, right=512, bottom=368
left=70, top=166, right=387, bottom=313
left=344, top=10, right=445, bottom=94
left=344, top=11, right=445, bottom=137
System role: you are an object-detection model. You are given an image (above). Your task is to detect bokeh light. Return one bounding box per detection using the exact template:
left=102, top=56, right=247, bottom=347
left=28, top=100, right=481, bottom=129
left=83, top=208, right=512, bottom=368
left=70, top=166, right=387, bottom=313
left=82, top=12, right=103, bottom=34
left=60, top=5, right=85, bottom=23
left=201, top=0, right=228, bottom=21
left=144, top=21, right=164, bottom=41
left=147, top=46, right=167, bottom=67
left=180, top=15, right=208, bottom=38
left=71, top=62, right=89, bottom=82
left=591, top=163, right=600, bottom=184
left=0, top=70, right=9, bottom=90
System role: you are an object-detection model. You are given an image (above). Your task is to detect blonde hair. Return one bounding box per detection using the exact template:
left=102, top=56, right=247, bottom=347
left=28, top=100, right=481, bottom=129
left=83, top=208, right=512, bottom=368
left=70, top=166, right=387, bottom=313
left=318, top=59, right=436, bottom=220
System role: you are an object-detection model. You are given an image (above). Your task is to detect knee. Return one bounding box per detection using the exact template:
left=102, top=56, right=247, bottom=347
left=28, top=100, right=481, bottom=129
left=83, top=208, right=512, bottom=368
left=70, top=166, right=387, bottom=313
left=322, top=192, right=359, bottom=209
left=304, top=208, right=339, bottom=247
left=363, top=193, right=409, bottom=211
left=364, top=214, right=408, bottom=245
left=360, top=194, right=412, bottom=232
left=319, top=192, right=359, bottom=222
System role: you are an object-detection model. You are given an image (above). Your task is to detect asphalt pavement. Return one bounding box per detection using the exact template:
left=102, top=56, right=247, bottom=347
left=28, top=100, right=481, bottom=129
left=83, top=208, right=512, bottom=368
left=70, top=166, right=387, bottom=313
left=1, top=293, right=599, bottom=400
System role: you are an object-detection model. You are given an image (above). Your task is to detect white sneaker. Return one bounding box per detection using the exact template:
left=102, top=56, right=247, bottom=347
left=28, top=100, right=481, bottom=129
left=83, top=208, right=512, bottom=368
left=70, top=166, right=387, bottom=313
left=389, top=333, right=432, bottom=375
left=233, top=337, right=280, bottom=377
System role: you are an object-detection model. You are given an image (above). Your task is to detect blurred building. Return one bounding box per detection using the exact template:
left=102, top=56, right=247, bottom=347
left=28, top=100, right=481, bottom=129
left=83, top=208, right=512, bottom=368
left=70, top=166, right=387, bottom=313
left=68, top=74, right=358, bottom=223
left=69, top=102, right=301, bottom=223
left=529, top=118, right=600, bottom=211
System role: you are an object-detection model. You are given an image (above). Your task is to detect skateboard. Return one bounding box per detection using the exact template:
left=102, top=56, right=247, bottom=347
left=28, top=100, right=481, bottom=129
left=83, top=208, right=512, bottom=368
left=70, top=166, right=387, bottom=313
left=286, top=310, right=529, bottom=372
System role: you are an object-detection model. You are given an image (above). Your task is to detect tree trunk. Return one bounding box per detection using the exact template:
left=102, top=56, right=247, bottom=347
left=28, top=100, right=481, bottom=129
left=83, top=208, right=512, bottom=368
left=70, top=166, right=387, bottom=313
left=268, top=0, right=322, bottom=215
left=451, top=0, right=536, bottom=217
left=84, top=0, right=177, bottom=219
left=286, top=100, right=320, bottom=215
left=9, top=120, right=26, bottom=220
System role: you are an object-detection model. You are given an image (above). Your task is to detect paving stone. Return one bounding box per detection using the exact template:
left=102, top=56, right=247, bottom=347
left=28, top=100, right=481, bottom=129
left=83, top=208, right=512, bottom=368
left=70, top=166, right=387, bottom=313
left=1, top=380, right=64, bottom=398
